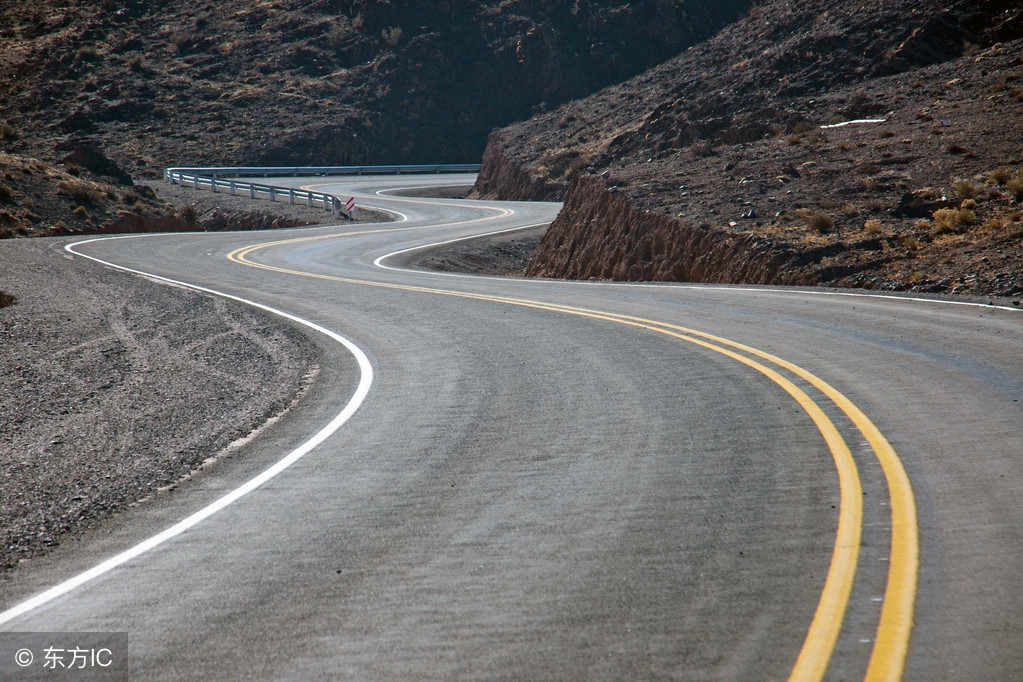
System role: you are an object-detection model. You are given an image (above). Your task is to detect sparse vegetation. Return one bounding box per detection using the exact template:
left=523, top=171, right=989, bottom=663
left=1006, top=170, right=1023, bottom=203
left=988, top=166, right=1014, bottom=186
left=799, top=210, right=834, bottom=234
left=57, top=179, right=100, bottom=204
left=0, top=0, right=1020, bottom=297
left=954, top=179, right=976, bottom=200
left=931, top=206, right=977, bottom=235
left=75, top=46, right=102, bottom=62
left=0, top=291, right=15, bottom=309
left=177, top=204, right=199, bottom=223
left=0, top=183, right=13, bottom=203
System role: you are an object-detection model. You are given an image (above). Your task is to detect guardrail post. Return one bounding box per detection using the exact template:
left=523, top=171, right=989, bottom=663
left=269, top=187, right=276, bottom=202
left=307, top=192, right=313, bottom=207
left=193, top=175, right=199, bottom=190
left=289, top=188, right=295, bottom=205
left=229, top=181, right=236, bottom=196
left=211, top=175, right=217, bottom=193
left=249, top=184, right=255, bottom=199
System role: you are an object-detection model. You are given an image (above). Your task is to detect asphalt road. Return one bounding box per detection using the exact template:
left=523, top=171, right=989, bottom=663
left=1, top=175, right=1021, bottom=680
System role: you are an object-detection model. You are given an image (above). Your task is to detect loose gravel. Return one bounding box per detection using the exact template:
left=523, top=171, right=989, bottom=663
left=0, top=238, right=319, bottom=574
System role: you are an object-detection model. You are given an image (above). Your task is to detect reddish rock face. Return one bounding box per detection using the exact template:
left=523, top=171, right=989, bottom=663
left=525, top=174, right=814, bottom=286
left=470, top=133, right=566, bottom=203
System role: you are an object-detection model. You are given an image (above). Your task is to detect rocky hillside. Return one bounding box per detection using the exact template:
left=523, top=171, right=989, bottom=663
left=0, top=0, right=751, bottom=179
left=0, top=148, right=329, bottom=239
left=475, top=0, right=1023, bottom=300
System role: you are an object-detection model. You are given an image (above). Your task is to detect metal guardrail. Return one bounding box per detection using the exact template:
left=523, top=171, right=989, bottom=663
left=163, top=164, right=482, bottom=217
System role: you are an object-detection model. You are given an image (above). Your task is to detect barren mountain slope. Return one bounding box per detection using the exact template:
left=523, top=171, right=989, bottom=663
left=475, top=0, right=1023, bottom=299
left=0, top=0, right=751, bottom=178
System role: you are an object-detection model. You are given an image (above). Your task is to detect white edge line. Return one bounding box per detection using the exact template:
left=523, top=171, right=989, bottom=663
left=191, top=175, right=1019, bottom=315
left=372, top=221, right=552, bottom=276
left=374, top=184, right=472, bottom=197
left=0, top=235, right=374, bottom=627
left=371, top=210, right=1021, bottom=313
left=297, top=182, right=410, bottom=223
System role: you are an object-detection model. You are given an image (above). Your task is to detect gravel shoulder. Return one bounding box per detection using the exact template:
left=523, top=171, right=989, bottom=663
left=0, top=237, right=319, bottom=576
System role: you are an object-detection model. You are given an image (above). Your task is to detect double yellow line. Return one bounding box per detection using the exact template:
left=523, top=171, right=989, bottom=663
left=228, top=233, right=918, bottom=681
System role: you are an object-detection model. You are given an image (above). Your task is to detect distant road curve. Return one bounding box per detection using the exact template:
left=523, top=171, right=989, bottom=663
left=2, top=173, right=1020, bottom=681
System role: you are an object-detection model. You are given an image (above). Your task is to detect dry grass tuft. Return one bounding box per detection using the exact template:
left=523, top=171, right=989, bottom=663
left=954, top=179, right=976, bottom=200
left=799, top=209, right=834, bottom=234
left=1006, top=172, right=1023, bottom=203
left=57, top=178, right=100, bottom=204
left=0, top=291, right=15, bottom=309
left=989, top=166, right=1014, bottom=186
left=931, top=206, right=977, bottom=235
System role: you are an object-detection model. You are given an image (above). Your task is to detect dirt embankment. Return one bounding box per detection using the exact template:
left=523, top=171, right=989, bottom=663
left=525, top=174, right=813, bottom=284
left=470, top=132, right=565, bottom=203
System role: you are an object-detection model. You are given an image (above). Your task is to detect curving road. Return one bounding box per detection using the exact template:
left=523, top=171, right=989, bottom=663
left=1, top=174, right=1021, bottom=680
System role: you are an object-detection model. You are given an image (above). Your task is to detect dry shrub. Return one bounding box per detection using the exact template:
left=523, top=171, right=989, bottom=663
left=0, top=291, right=16, bottom=309
left=864, top=219, right=882, bottom=234
left=1006, top=173, right=1023, bottom=203
left=0, top=184, right=13, bottom=203
left=177, top=204, right=198, bottom=223
left=981, top=217, right=1004, bottom=233
left=57, top=178, right=99, bottom=204
left=989, top=166, right=1014, bottom=186
left=799, top=209, right=834, bottom=234
left=931, top=207, right=976, bottom=235
left=954, top=179, right=976, bottom=200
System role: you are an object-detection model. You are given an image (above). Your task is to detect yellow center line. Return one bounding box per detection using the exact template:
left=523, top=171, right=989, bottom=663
left=226, top=233, right=918, bottom=681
